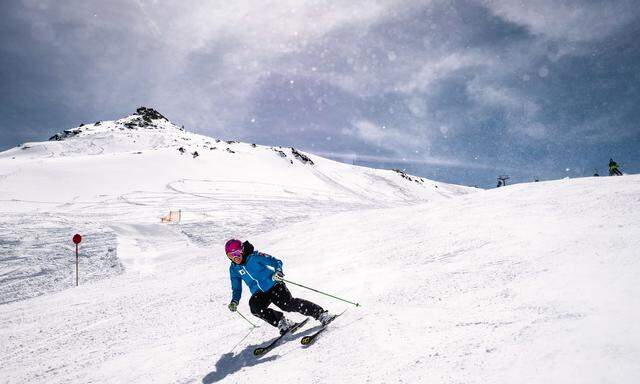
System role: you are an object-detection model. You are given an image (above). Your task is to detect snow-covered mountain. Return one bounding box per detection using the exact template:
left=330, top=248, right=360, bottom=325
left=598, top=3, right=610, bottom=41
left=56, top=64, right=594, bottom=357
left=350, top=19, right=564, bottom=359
left=0, top=107, right=473, bottom=304
left=1, top=108, right=638, bottom=383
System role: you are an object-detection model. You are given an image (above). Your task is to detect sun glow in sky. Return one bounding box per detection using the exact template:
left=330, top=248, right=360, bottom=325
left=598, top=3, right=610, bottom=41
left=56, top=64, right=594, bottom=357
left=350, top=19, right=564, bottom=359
left=1, top=0, right=639, bottom=186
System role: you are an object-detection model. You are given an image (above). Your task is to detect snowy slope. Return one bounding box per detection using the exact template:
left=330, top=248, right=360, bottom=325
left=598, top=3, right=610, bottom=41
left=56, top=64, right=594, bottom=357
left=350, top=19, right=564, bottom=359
left=0, top=107, right=472, bottom=304
left=1, top=109, right=638, bottom=383
left=0, top=174, right=638, bottom=383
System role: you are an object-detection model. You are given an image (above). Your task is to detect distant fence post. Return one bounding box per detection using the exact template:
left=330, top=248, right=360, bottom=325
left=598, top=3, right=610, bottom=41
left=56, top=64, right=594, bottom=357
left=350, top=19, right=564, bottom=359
left=73, top=234, right=82, bottom=286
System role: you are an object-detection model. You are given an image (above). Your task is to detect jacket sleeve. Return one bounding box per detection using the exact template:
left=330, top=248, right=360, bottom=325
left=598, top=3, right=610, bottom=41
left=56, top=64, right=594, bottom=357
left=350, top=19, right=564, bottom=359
left=257, top=252, right=283, bottom=271
left=229, top=266, right=242, bottom=302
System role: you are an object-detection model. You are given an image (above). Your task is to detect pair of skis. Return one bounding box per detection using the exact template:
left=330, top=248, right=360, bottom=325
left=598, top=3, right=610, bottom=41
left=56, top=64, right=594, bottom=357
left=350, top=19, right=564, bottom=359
left=253, top=318, right=309, bottom=356
left=252, top=312, right=342, bottom=356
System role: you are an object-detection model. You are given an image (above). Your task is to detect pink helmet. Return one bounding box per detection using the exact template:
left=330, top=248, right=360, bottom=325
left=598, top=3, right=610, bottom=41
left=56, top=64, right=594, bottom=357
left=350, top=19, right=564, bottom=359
left=225, top=239, right=243, bottom=263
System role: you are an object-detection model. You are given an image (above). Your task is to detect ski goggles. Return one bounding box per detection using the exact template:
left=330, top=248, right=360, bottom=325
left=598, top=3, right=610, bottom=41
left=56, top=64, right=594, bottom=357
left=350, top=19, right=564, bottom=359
left=226, top=249, right=243, bottom=264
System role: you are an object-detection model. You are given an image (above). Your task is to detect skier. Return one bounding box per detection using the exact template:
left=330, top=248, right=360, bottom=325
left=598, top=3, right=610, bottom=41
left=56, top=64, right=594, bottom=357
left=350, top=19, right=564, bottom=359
left=608, top=158, right=623, bottom=176
left=225, top=239, right=334, bottom=334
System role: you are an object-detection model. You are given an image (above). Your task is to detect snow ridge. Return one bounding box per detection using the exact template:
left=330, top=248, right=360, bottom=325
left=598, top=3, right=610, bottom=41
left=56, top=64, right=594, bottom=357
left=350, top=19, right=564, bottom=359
left=0, top=107, right=474, bottom=306
left=48, top=106, right=180, bottom=142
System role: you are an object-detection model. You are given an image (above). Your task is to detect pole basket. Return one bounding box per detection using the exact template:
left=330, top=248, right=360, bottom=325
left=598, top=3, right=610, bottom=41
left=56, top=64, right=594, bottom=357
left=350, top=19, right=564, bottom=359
left=161, top=210, right=182, bottom=223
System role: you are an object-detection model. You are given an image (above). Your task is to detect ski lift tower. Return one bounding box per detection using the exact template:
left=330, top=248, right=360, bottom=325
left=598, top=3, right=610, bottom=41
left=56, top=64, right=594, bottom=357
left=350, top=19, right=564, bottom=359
left=497, top=175, right=510, bottom=187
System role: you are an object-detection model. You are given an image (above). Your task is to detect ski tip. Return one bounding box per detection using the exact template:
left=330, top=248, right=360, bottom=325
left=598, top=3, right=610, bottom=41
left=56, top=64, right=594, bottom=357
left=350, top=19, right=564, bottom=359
left=253, top=348, right=265, bottom=356
left=300, top=336, right=312, bottom=345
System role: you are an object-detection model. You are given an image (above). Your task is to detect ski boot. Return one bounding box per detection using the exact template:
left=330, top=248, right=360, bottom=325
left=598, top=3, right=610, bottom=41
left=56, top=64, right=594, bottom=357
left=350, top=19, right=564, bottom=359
left=317, top=311, right=336, bottom=326
left=277, top=317, right=296, bottom=335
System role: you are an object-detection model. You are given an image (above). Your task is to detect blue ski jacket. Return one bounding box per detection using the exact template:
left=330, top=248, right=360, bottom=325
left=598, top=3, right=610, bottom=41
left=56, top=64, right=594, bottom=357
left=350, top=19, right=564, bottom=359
left=229, top=250, right=283, bottom=302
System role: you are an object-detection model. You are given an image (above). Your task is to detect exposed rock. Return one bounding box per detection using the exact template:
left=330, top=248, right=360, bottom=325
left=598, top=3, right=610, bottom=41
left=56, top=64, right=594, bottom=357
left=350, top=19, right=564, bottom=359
left=113, top=107, right=184, bottom=131
left=49, top=107, right=180, bottom=141
left=290, top=147, right=314, bottom=165
left=272, top=148, right=287, bottom=158
left=134, top=107, right=168, bottom=121
left=49, top=129, right=81, bottom=141
left=392, top=168, right=423, bottom=184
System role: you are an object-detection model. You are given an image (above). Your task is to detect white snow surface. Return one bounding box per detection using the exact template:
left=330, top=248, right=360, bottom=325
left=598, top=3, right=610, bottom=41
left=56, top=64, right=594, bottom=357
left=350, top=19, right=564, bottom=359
left=1, top=112, right=638, bottom=383
left=0, top=112, right=469, bottom=304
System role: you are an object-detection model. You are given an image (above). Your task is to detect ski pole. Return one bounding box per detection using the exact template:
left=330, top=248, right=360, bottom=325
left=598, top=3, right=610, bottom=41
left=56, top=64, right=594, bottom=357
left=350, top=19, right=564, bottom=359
left=229, top=326, right=257, bottom=354
left=236, top=310, right=259, bottom=328
left=282, top=278, right=361, bottom=307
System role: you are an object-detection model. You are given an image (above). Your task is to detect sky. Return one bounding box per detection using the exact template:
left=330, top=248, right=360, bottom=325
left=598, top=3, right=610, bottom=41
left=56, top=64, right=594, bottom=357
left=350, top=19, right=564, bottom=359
left=1, top=0, right=639, bottom=187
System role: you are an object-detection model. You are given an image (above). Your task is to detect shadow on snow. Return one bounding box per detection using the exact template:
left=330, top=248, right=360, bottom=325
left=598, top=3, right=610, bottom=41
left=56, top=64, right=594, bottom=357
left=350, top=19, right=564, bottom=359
left=202, top=325, right=323, bottom=383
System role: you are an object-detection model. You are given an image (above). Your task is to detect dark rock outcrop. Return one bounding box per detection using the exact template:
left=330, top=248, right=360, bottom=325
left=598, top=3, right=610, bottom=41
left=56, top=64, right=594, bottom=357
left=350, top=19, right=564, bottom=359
left=392, top=168, right=424, bottom=184
left=134, top=107, right=168, bottom=122
left=272, top=148, right=287, bottom=158
left=290, top=147, right=314, bottom=165
left=49, top=129, right=81, bottom=141
left=118, top=107, right=183, bottom=131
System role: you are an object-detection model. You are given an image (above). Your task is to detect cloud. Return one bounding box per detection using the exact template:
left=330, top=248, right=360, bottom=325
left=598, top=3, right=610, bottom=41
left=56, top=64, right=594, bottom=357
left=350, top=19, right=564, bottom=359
left=466, top=81, right=547, bottom=139
left=345, top=119, right=423, bottom=150
left=1, top=0, right=639, bottom=185
left=308, top=150, right=510, bottom=171
left=5, top=1, right=398, bottom=130
left=140, top=0, right=396, bottom=125
left=394, top=52, right=490, bottom=95
left=484, top=0, right=639, bottom=42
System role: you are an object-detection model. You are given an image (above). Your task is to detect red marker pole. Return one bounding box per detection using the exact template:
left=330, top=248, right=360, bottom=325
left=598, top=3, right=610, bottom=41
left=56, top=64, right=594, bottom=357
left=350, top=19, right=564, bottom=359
left=73, top=234, right=82, bottom=286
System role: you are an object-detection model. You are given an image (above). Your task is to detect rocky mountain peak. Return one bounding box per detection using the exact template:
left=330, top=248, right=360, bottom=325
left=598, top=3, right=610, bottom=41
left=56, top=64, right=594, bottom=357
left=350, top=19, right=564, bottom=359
left=134, top=107, right=168, bottom=122
left=48, top=107, right=182, bottom=141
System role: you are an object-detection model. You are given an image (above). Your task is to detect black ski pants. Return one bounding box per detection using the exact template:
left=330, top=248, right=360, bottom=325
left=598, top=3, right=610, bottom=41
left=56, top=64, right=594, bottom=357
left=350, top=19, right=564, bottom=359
left=249, top=283, right=324, bottom=327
